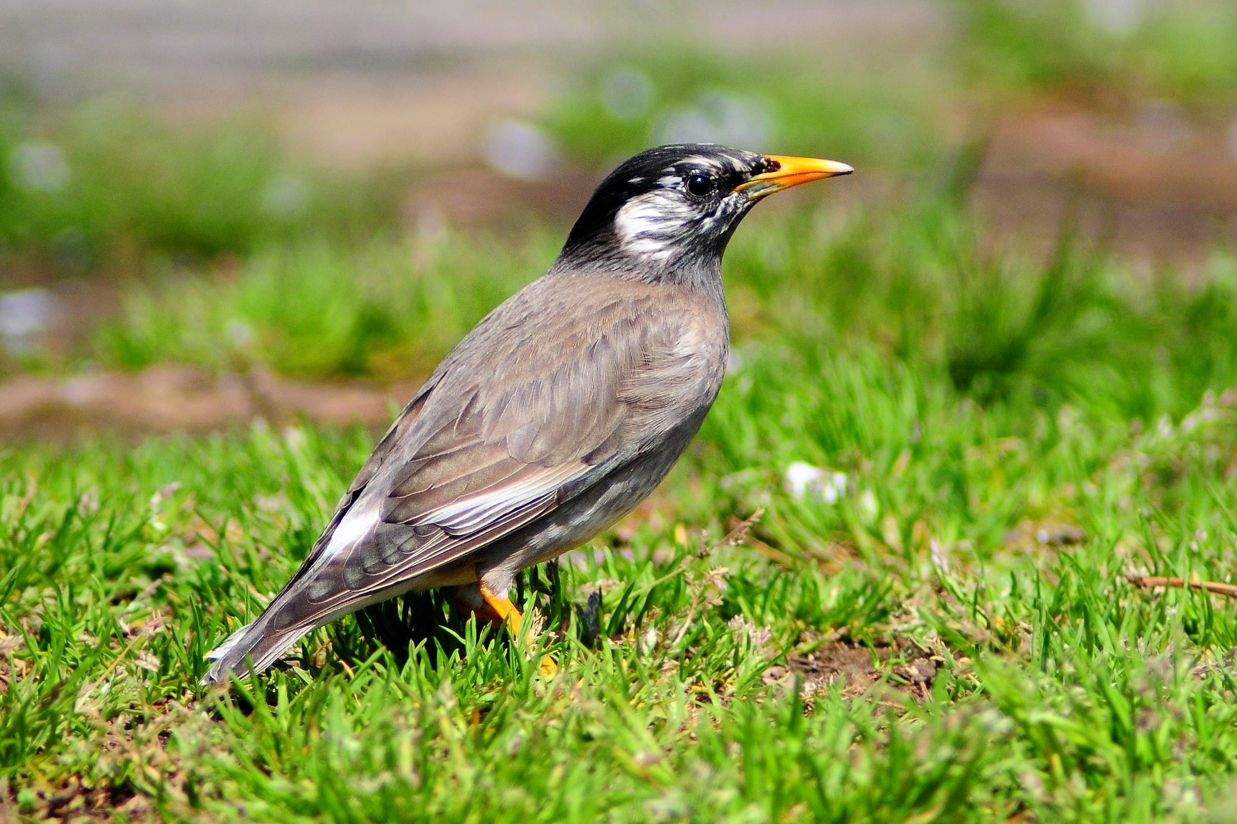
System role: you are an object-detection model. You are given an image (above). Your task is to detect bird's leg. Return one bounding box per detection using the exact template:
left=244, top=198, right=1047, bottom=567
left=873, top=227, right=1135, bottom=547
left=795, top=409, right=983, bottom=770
left=481, top=583, right=559, bottom=676
left=477, top=581, right=523, bottom=632
left=456, top=582, right=557, bottom=676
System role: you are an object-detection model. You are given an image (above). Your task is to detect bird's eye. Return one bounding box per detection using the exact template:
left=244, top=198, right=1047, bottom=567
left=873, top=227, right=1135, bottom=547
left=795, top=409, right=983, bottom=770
left=685, top=173, right=715, bottom=198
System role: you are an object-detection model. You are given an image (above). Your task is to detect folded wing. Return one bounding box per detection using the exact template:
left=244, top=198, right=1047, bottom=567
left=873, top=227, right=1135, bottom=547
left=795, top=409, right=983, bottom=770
left=204, top=277, right=712, bottom=681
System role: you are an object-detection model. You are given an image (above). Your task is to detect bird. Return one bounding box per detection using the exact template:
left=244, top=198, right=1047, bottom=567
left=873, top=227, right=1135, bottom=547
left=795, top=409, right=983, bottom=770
left=203, top=143, right=852, bottom=683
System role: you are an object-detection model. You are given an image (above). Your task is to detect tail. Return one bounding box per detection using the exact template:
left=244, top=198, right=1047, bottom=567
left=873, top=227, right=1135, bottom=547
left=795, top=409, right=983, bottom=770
left=201, top=609, right=318, bottom=685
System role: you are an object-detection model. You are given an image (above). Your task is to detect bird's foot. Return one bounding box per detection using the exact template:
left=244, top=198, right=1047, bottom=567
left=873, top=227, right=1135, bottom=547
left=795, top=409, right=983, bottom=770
left=458, top=582, right=558, bottom=676
left=476, top=581, right=523, bottom=631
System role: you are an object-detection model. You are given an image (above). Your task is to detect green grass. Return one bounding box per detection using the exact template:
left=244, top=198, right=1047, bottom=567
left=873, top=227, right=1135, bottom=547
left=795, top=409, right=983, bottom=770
left=0, top=94, right=397, bottom=272
left=96, top=178, right=1237, bottom=424
left=954, top=0, right=1237, bottom=105
left=11, top=138, right=1237, bottom=820
left=96, top=231, right=561, bottom=379
left=7, top=18, right=1237, bottom=819
left=7, top=318, right=1237, bottom=820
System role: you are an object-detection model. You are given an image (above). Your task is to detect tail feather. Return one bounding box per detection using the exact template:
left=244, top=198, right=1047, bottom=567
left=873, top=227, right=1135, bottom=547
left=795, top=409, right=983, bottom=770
left=201, top=615, right=316, bottom=684
left=205, top=620, right=255, bottom=661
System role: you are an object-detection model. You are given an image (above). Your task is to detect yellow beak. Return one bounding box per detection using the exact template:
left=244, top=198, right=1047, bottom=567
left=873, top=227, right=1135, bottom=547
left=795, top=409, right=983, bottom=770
left=736, top=154, right=854, bottom=200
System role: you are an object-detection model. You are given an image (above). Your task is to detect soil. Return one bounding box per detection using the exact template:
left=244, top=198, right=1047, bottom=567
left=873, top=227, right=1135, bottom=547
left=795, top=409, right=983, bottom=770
left=763, top=638, right=940, bottom=701
left=0, top=365, right=419, bottom=442
left=973, top=100, right=1237, bottom=271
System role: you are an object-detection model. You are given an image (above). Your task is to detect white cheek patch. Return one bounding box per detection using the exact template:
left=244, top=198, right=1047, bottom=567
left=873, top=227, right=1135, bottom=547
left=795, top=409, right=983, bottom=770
left=614, top=191, right=697, bottom=259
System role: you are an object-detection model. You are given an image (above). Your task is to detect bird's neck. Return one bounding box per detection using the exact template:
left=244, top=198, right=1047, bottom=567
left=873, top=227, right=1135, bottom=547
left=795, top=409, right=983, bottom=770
left=549, top=248, right=726, bottom=303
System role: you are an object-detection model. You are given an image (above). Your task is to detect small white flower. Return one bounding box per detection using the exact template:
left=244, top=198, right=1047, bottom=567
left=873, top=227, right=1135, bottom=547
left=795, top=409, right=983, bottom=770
left=783, top=462, right=848, bottom=504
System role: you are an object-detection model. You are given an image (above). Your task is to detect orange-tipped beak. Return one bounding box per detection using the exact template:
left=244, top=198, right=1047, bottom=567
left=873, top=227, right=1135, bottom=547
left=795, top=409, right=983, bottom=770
left=736, top=154, right=853, bottom=200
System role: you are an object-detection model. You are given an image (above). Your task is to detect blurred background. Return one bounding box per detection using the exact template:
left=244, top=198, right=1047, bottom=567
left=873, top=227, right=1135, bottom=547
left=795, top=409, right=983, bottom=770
left=1, top=0, right=1236, bottom=439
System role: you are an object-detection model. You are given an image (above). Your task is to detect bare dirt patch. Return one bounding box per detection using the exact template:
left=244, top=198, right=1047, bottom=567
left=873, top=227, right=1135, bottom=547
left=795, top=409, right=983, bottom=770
left=765, top=638, right=940, bottom=701
left=0, top=365, right=418, bottom=441
left=973, top=100, right=1237, bottom=270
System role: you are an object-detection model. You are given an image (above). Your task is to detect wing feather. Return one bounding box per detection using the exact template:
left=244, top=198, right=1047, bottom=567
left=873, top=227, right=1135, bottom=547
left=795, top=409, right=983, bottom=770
left=205, top=274, right=728, bottom=680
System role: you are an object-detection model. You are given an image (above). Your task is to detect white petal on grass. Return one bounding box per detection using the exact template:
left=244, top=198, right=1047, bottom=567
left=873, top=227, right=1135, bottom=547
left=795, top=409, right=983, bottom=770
left=784, top=462, right=848, bottom=504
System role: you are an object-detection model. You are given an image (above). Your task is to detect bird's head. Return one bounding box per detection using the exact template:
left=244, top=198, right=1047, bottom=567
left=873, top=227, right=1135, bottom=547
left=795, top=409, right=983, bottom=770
left=554, top=144, right=852, bottom=285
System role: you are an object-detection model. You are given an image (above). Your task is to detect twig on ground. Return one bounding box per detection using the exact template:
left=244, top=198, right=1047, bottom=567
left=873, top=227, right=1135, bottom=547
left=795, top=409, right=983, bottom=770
left=1127, top=574, right=1237, bottom=599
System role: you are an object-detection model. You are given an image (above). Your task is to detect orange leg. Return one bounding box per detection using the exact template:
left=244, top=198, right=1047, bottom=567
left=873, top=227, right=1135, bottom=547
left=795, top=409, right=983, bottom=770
left=478, top=582, right=523, bottom=632
left=466, top=582, right=557, bottom=676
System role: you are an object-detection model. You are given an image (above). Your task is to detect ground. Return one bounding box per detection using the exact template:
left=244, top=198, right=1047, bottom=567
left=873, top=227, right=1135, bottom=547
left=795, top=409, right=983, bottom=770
left=3, top=1, right=1237, bottom=821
